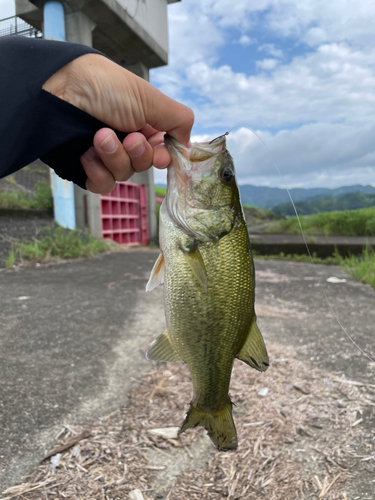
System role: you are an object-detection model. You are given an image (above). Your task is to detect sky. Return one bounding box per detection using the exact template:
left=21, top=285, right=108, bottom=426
left=1, top=0, right=375, bottom=189
left=149, top=0, right=375, bottom=189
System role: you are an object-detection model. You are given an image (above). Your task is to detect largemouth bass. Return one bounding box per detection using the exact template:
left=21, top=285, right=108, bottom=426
left=146, top=134, right=269, bottom=451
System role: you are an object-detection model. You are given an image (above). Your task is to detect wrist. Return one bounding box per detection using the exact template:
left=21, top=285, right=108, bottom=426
left=42, top=53, right=105, bottom=113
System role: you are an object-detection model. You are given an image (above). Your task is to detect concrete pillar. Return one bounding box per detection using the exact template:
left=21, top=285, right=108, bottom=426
left=124, top=62, right=150, bottom=81
left=66, top=20, right=157, bottom=243
left=124, top=62, right=158, bottom=244
left=65, top=12, right=102, bottom=237
left=65, top=11, right=96, bottom=46
left=44, top=1, right=65, bottom=41
left=44, top=1, right=76, bottom=230
left=129, top=170, right=158, bottom=244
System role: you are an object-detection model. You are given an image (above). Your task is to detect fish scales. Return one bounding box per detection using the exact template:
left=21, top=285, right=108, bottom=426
left=162, top=211, right=254, bottom=410
left=146, top=134, right=269, bottom=451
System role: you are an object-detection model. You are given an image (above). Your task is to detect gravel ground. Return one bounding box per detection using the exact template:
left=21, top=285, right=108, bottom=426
left=0, top=211, right=54, bottom=267
left=3, top=342, right=371, bottom=500
left=1, top=253, right=374, bottom=496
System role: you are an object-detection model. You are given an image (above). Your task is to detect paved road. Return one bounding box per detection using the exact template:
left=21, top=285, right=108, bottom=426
left=0, top=250, right=374, bottom=493
left=0, top=250, right=164, bottom=490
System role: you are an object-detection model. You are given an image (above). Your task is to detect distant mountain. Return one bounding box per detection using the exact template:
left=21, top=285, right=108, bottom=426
left=156, top=183, right=375, bottom=210
left=238, top=184, right=375, bottom=209
left=272, top=192, right=375, bottom=216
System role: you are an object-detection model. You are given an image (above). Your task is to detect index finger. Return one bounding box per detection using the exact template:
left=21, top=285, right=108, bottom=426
left=138, top=81, right=194, bottom=147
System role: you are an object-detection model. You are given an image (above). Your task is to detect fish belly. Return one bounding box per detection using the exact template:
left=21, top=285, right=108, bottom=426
left=160, top=211, right=255, bottom=412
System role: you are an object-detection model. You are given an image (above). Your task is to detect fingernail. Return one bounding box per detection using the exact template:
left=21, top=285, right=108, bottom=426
left=128, top=140, right=146, bottom=158
left=81, top=147, right=97, bottom=162
left=100, top=135, right=117, bottom=153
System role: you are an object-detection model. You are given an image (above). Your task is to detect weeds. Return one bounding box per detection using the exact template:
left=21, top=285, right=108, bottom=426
left=5, top=245, right=17, bottom=270
left=155, top=186, right=167, bottom=198
left=337, top=246, right=375, bottom=289
left=265, top=207, right=375, bottom=236
left=6, top=226, right=108, bottom=267
left=0, top=182, right=52, bottom=209
left=30, top=183, right=53, bottom=209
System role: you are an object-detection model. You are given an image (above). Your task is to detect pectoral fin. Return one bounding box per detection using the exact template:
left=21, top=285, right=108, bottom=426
left=237, top=319, right=269, bottom=372
left=180, top=243, right=208, bottom=292
left=146, top=252, right=165, bottom=292
left=146, top=330, right=183, bottom=363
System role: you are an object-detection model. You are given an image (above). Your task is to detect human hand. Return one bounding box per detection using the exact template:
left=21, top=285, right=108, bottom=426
left=80, top=125, right=173, bottom=194
left=42, top=53, right=194, bottom=193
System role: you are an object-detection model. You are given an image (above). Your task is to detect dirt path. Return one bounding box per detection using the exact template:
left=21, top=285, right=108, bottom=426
left=0, top=251, right=374, bottom=497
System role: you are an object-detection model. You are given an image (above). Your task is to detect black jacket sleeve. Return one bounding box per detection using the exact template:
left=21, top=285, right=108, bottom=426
left=0, top=36, right=126, bottom=189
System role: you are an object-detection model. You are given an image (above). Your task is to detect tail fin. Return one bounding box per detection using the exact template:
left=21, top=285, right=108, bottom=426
left=178, top=402, right=237, bottom=451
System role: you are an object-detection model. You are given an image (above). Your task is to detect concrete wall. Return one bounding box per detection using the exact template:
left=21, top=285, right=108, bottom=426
left=16, top=0, right=180, bottom=68
left=61, top=12, right=102, bottom=239
left=115, top=0, right=169, bottom=54
left=64, top=8, right=157, bottom=241
left=15, top=0, right=175, bottom=242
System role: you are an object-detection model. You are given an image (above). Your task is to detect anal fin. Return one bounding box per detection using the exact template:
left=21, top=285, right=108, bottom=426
left=146, top=252, right=165, bottom=292
left=146, top=330, right=183, bottom=363
left=236, top=319, right=269, bottom=372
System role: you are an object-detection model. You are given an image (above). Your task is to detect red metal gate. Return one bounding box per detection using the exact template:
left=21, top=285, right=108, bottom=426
left=100, top=182, right=148, bottom=246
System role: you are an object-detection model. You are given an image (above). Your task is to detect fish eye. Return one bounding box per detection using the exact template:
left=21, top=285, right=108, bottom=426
left=219, top=166, right=234, bottom=183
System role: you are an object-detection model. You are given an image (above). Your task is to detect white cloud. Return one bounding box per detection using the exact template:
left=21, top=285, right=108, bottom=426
left=167, top=40, right=375, bottom=132
left=256, top=58, right=279, bottom=70
left=265, top=0, right=375, bottom=47
left=151, top=0, right=375, bottom=188
left=154, top=122, right=375, bottom=189
left=226, top=124, right=375, bottom=189
left=258, top=43, right=283, bottom=58
left=153, top=167, right=167, bottom=187
left=239, top=35, right=253, bottom=47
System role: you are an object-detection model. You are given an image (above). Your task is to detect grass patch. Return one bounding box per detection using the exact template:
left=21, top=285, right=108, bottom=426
left=6, top=225, right=108, bottom=268
left=265, top=206, right=375, bottom=236
left=253, top=251, right=339, bottom=265
left=5, top=245, right=17, bottom=269
left=0, top=182, right=52, bottom=209
left=243, top=205, right=276, bottom=218
left=337, top=246, right=375, bottom=289
left=243, top=205, right=285, bottom=227
left=155, top=186, right=166, bottom=198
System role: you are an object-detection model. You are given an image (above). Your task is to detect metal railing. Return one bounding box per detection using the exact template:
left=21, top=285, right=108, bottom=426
left=0, top=15, right=42, bottom=38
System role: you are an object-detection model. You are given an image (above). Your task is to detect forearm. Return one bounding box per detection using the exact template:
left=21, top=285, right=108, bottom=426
left=0, top=36, right=104, bottom=187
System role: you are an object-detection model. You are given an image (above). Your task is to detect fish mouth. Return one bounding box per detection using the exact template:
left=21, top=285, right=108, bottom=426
left=164, top=133, right=233, bottom=241
left=164, top=133, right=228, bottom=169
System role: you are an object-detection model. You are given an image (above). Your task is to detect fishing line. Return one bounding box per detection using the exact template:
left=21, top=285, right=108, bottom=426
left=228, top=125, right=374, bottom=364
